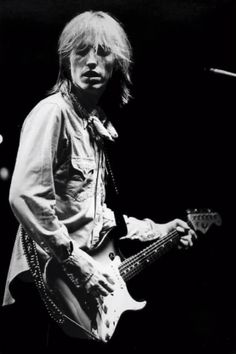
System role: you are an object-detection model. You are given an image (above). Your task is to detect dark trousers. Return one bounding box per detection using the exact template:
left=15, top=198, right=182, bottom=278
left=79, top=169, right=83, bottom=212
left=0, top=279, right=140, bottom=353
left=0, top=280, right=111, bottom=353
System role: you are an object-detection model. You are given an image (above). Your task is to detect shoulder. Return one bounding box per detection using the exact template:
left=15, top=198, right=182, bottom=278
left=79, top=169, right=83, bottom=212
left=23, top=93, right=72, bottom=126
left=20, top=93, right=72, bottom=136
left=32, top=92, right=70, bottom=114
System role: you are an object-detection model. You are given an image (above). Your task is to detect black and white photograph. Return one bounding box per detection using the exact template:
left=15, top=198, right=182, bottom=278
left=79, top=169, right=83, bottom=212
left=0, top=1, right=235, bottom=353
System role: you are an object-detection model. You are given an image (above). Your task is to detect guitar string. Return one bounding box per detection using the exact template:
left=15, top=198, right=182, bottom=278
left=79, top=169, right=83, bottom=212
left=120, top=229, right=179, bottom=272
left=119, top=230, right=178, bottom=273
left=119, top=218, right=195, bottom=280
left=119, top=230, right=180, bottom=281
left=122, top=235, right=179, bottom=281
left=120, top=232, right=179, bottom=281
left=118, top=214, right=220, bottom=282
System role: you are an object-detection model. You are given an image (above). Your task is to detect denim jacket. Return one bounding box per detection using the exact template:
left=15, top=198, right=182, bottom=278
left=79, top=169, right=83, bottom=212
left=3, top=92, right=159, bottom=306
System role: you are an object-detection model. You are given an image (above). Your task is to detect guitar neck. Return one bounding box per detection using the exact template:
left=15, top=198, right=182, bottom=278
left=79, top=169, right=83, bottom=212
left=118, top=229, right=181, bottom=282
left=117, top=209, right=222, bottom=283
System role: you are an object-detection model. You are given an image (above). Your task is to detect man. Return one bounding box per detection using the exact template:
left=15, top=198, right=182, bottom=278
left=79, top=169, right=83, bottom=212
left=2, top=10, right=195, bottom=351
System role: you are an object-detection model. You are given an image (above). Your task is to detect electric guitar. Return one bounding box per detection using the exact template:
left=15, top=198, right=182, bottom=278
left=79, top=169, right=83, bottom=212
left=43, top=209, right=222, bottom=343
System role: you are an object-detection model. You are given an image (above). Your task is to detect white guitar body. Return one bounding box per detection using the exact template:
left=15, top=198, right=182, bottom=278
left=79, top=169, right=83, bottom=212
left=44, top=237, right=146, bottom=342
left=42, top=209, right=221, bottom=343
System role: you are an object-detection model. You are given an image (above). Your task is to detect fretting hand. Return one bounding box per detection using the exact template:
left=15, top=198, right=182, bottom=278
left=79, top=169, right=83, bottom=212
left=156, top=218, right=197, bottom=249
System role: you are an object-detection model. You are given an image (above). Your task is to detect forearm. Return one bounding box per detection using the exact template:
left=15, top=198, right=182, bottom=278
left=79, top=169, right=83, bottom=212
left=123, top=216, right=163, bottom=241
left=102, top=204, right=162, bottom=241
left=10, top=189, right=72, bottom=262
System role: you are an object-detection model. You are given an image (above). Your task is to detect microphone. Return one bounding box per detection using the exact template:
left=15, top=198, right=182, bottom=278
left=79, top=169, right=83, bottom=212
left=208, top=67, right=236, bottom=78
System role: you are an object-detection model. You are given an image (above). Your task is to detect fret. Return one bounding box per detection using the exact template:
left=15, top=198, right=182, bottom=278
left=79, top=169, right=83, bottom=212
left=119, top=230, right=180, bottom=281
left=119, top=209, right=222, bottom=282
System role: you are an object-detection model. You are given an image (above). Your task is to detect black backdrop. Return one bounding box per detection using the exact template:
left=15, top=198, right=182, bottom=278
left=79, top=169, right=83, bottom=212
left=0, top=1, right=235, bottom=353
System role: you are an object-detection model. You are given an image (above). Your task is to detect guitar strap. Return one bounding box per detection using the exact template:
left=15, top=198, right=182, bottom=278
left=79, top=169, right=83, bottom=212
left=103, top=142, right=128, bottom=240
left=20, top=224, right=65, bottom=325
left=21, top=225, right=98, bottom=340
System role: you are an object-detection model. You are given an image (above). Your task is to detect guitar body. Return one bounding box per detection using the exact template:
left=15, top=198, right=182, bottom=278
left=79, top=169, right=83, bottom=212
left=42, top=209, right=221, bottom=343
left=44, top=236, right=146, bottom=342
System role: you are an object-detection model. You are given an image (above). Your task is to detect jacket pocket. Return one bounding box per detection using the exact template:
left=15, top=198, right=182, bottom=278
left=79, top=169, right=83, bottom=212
left=66, top=157, right=97, bottom=201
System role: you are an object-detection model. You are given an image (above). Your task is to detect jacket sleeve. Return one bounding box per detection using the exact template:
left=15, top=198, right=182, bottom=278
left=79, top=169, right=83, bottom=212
left=102, top=203, right=162, bottom=241
left=9, top=101, right=72, bottom=262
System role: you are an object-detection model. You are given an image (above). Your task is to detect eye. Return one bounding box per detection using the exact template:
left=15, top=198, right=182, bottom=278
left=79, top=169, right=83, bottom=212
left=75, top=46, right=90, bottom=57
left=96, top=45, right=111, bottom=57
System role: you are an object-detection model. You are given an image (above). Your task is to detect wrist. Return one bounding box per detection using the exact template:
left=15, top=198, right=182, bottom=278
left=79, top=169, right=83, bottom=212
left=144, top=218, right=164, bottom=239
left=57, top=241, right=74, bottom=263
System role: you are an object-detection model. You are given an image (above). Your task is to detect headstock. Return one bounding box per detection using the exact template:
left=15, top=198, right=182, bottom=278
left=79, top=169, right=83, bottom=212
left=186, top=208, right=222, bottom=234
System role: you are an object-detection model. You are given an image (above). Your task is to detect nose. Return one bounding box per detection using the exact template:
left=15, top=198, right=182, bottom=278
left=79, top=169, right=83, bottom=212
left=86, top=48, right=98, bottom=68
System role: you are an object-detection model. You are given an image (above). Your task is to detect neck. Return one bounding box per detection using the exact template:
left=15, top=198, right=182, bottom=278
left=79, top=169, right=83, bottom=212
left=71, top=85, right=104, bottom=113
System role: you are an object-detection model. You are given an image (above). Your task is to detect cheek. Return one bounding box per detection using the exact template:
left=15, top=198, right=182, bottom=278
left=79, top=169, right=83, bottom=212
left=70, top=56, right=83, bottom=78
left=106, top=65, right=113, bottom=78
left=70, top=66, right=77, bottom=83
left=104, top=59, right=115, bottom=78
left=70, top=58, right=77, bottom=81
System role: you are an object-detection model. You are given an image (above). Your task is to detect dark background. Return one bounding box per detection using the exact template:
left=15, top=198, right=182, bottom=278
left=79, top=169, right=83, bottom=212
left=0, top=0, right=235, bottom=353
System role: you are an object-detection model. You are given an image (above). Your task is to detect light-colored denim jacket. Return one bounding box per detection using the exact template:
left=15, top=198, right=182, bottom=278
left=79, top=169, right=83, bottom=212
left=3, top=92, right=159, bottom=306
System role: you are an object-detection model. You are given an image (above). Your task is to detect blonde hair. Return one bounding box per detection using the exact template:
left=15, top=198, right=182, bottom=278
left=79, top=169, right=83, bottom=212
left=50, top=11, right=133, bottom=106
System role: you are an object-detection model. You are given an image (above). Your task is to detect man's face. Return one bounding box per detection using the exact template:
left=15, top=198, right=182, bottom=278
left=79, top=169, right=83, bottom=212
left=70, top=44, right=115, bottom=96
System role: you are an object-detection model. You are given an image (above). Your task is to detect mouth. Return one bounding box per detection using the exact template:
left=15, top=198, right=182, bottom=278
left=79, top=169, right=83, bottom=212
left=83, top=71, right=101, bottom=78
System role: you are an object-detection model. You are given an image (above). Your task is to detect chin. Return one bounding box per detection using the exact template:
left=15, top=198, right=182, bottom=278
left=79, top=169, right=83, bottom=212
left=77, top=81, right=107, bottom=96
left=87, top=84, right=105, bottom=92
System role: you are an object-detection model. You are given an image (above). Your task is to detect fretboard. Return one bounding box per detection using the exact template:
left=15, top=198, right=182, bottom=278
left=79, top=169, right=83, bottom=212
left=118, top=230, right=181, bottom=282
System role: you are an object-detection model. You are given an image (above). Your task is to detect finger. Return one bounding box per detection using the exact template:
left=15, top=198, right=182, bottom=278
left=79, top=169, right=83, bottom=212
left=103, top=273, right=115, bottom=285
left=90, top=285, right=109, bottom=297
left=176, top=226, right=186, bottom=234
left=86, top=282, right=110, bottom=297
left=190, top=229, right=198, bottom=240
left=176, top=226, right=192, bottom=235
left=179, top=239, right=189, bottom=246
left=174, top=218, right=189, bottom=229
left=99, top=278, right=114, bottom=293
left=96, top=285, right=110, bottom=297
left=181, top=234, right=192, bottom=241
left=180, top=236, right=193, bottom=247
